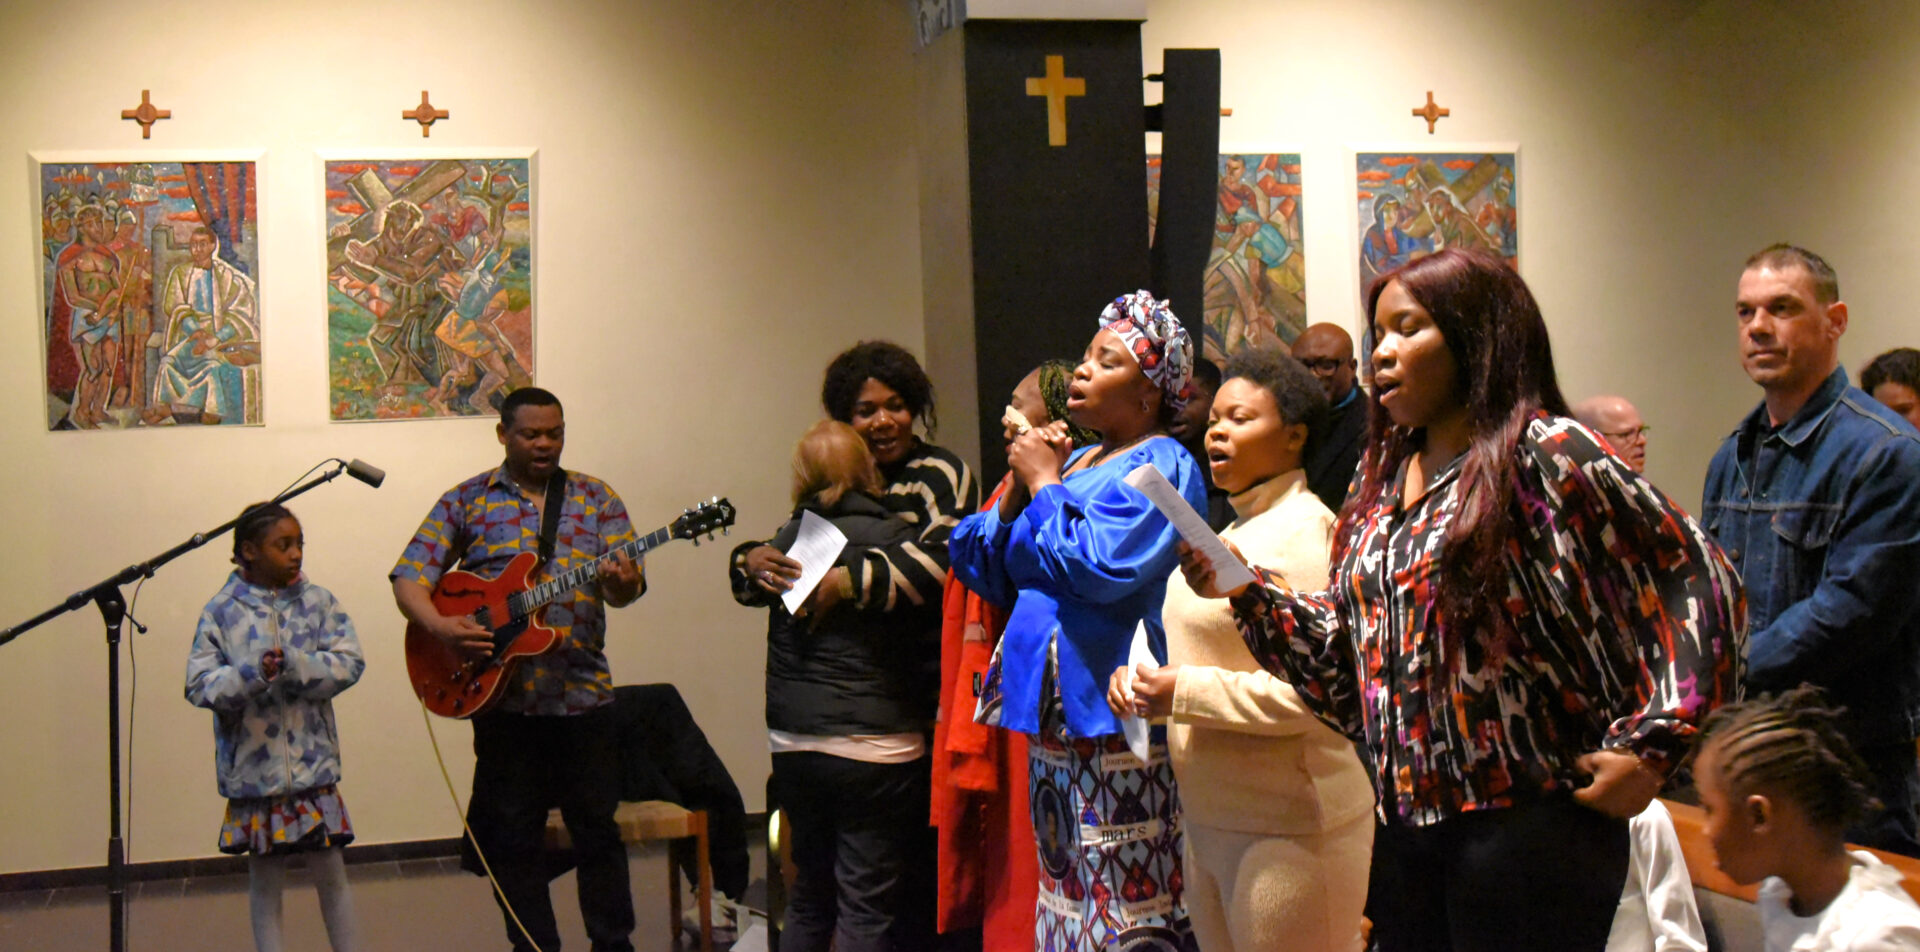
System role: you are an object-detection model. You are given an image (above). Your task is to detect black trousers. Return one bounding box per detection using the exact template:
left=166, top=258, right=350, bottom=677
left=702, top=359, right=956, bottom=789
left=1850, top=741, right=1920, bottom=858
left=773, top=752, right=933, bottom=952
left=468, top=707, right=634, bottom=952
left=1367, top=797, right=1630, bottom=952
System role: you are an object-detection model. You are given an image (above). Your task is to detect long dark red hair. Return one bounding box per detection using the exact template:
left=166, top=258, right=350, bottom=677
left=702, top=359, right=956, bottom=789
left=1340, top=248, right=1569, bottom=637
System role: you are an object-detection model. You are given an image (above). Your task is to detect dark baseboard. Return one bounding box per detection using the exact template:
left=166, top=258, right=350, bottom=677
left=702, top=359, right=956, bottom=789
left=0, top=838, right=462, bottom=893
left=0, top=811, right=769, bottom=894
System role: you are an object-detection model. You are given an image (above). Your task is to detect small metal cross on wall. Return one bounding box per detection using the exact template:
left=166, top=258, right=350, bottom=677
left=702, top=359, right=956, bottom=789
left=1412, top=91, right=1450, bottom=135
left=403, top=91, right=450, bottom=138
left=121, top=90, right=171, bottom=139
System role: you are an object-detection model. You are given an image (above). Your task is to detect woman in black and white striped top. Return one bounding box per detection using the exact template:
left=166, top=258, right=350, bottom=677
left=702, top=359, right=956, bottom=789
left=731, top=341, right=977, bottom=617
left=727, top=340, right=977, bottom=952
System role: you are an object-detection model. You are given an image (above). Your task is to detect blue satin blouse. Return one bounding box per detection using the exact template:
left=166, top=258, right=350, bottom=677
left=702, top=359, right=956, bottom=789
left=949, top=436, right=1205, bottom=738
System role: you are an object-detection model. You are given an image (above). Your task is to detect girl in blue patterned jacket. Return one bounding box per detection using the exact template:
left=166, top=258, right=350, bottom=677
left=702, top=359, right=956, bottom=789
left=186, top=502, right=364, bottom=952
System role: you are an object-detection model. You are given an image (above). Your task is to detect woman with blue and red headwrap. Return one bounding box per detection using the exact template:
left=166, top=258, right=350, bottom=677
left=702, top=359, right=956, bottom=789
left=950, top=291, right=1206, bottom=951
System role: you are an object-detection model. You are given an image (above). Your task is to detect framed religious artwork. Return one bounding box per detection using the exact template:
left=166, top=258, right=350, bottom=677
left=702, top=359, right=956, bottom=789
left=1353, top=146, right=1519, bottom=304
left=319, top=149, right=536, bottom=422
left=32, top=151, right=265, bottom=431
left=1149, top=148, right=1306, bottom=363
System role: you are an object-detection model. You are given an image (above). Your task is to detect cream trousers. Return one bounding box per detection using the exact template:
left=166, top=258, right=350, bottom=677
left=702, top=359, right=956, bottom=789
left=1182, top=812, right=1374, bottom=952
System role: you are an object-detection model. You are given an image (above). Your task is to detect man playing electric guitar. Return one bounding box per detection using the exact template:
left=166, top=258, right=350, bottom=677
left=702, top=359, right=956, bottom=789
left=390, top=386, right=644, bottom=952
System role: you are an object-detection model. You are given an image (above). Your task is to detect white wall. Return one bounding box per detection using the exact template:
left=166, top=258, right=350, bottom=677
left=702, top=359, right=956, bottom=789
left=1142, top=0, right=1920, bottom=509
left=0, top=0, right=925, bottom=873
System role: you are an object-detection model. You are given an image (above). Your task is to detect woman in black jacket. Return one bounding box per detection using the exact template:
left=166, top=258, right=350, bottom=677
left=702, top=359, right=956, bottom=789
left=760, top=420, right=932, bottom=952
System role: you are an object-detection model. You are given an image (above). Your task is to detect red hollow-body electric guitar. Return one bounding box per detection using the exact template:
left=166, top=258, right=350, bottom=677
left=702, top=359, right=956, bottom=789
left=406, top=497, right=735, bottom=718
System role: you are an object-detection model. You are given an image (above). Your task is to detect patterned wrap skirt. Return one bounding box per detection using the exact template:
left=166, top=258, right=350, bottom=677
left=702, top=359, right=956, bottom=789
left=984, top=636, right=1197, bottom=951
left=218, top=783, right=355, bottom=856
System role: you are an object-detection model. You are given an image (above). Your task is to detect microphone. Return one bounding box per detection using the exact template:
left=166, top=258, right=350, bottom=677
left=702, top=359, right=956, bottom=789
left=345, top=459, right=386, bottom=489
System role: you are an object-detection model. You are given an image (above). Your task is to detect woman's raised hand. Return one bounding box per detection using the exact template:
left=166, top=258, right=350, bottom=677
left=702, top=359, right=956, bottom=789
left=1008, top=420, right=1072, bottom=492
left=1177, top=539, right=1256, bottom=600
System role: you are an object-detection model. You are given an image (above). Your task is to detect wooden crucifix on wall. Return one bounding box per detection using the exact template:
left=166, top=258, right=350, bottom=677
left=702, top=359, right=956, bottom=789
left=1025, top=55, right=1085, bottom=147
left=120, top=90, right=171, bottom=139
left=1412, top=90, right=1450, bottom=134
left=403, top=91, right=450, bottom=137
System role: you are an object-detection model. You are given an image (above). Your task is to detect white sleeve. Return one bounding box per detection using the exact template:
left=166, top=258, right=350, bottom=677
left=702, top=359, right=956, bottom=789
left=1634, top=802, right=1708, bottom=952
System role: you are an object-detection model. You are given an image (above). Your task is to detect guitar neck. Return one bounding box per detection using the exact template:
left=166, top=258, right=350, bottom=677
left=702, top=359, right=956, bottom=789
left=508, top=526, right=674, bottom=619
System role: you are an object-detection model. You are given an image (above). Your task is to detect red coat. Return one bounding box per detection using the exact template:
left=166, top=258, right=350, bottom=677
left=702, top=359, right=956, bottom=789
left=931, top=476, right=1037, bottom=946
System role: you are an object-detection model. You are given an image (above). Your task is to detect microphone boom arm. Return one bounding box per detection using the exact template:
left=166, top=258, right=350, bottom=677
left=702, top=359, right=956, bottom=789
left=0, top=456, right=377, bottom=952
left=0, top=458, right=361, bottom=647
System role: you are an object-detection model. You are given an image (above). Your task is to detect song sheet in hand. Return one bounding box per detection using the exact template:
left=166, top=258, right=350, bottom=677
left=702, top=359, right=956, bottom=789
left=1122, top=463, right=1258, bottom=591
left=781, top=510, right=849, bottom=614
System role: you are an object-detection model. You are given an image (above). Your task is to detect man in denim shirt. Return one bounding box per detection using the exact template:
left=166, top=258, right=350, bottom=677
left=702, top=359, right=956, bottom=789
left=1703, top=244, right=1920, bottom=856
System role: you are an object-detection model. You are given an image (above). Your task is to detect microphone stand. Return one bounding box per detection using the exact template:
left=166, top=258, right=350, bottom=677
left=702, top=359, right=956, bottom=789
left=0, top=459, right=365, bottom=952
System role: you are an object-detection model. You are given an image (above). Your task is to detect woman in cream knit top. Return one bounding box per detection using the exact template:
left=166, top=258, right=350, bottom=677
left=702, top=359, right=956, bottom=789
left=1158, top=468, right=1374, bottom=836
left=1112, top=347, right=1375, bottom=952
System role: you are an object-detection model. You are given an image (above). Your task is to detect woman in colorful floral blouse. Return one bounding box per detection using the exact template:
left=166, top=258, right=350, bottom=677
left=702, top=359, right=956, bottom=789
left=1181, top=248, right=1747, bottom=952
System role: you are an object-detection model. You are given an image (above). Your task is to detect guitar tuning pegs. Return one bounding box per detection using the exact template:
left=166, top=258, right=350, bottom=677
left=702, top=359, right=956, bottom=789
left=691, top=537, right=701, bottom=546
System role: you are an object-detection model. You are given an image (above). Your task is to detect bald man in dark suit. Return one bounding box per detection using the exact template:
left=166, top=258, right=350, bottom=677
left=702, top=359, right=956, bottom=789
left=1293, top=323, right=1368, bottom=512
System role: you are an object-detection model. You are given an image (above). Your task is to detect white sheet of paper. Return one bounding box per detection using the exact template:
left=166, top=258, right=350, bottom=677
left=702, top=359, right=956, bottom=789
left=1120, top=621, right=1156, bottom=763
left=1123, top=463, right=1258, bottom=591
left=730, top=921, right=769, bottom=952
left=781, top=510, right=850, bottom=614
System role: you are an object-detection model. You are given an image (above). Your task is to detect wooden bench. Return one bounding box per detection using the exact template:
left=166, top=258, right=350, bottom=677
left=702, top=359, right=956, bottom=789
left=1662, top=798, right=1920, bottom=904
left=544, top=800, right=713, bottom=952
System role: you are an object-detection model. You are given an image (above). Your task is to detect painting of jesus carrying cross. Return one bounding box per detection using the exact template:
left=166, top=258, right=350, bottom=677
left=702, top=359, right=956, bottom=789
left=325, top=154, right=535, bottom=421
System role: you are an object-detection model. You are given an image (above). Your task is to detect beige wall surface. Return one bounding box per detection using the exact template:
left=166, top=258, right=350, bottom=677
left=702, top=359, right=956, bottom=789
left=1142, top=0, right=1920, bottom=508
left=0, top=0, right=925, bottom=873
left=8, top=0, right=1920, bottom=877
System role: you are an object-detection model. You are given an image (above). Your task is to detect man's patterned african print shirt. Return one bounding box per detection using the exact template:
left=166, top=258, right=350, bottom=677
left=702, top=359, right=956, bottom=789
left=392, top=465, right=637, bottom=716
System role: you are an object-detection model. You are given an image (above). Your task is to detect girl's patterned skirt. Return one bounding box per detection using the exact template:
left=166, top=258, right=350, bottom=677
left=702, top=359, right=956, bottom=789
left=218, top=783, right=355, bottom=856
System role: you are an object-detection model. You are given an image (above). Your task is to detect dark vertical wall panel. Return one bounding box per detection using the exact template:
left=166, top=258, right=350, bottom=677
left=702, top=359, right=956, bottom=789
left=962, top=19, right=1149, bottom=480
left=1147, top=49, right=1221, bottom=332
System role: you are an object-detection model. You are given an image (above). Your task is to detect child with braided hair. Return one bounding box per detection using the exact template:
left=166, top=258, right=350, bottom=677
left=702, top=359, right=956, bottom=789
left=1697, top=686, right=1920, bottom=950
left=186, top=502, right=362, bottom=952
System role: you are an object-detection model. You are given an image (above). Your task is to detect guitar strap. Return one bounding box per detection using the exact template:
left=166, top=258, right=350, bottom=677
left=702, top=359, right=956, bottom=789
left=538, top=469, right=567, bottom=567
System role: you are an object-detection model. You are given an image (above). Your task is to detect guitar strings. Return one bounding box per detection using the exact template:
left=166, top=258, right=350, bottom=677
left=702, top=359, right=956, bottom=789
left=410, top=503, right=733, bottom=950
left=516, top=525, right=674, bottom=617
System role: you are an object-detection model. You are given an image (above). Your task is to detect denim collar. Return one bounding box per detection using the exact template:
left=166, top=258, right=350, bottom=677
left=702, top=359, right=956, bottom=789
left=1739, top=365, right=1849, bottom=449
